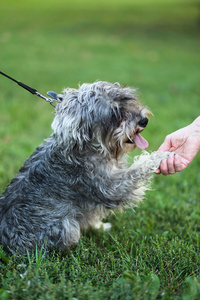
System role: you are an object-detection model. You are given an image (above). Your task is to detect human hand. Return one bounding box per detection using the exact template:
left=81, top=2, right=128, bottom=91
left=155, top=116, right=200, bottom=176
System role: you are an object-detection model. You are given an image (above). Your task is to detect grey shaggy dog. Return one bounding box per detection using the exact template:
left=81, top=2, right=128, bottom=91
left=0, top=81, right=169, bottom=254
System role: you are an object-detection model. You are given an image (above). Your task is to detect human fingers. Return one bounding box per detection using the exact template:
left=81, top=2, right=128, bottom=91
left=159, top=154, right=184, bottom=175
left=174, top=154, right=185, bottom=172
left=154, top=168, right=161, bottom=174
left=159, top=154, right=176, bottom=176
left=155, top=152, right=174, bottom=175
left=166, top=153, right=176, bottom=174
left=159, top=159, right=169, bottom=176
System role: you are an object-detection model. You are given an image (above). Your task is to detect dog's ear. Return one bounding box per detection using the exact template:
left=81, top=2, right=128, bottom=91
left=51, top=88, right=95, bottom=151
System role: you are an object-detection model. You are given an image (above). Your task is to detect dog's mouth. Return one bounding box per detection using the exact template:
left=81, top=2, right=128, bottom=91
left=126, top=133, right=149, bottom=150
left=117, top=116, right=149, bottom=155
left=125, top=116, right=149, bottom=150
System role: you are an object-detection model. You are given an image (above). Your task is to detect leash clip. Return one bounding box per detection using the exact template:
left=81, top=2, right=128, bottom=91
left=0, top=71, right=62, bottom=107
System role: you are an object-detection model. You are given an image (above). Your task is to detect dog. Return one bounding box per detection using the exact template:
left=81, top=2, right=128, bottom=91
left=0, top=81, right=169, bottom=254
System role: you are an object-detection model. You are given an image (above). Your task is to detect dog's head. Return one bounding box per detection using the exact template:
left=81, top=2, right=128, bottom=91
left=52, top=81, right=150, bottom=159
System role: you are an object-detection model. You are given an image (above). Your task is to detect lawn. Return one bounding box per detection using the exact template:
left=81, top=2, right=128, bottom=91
left=0, top=0, right=200, bottom=299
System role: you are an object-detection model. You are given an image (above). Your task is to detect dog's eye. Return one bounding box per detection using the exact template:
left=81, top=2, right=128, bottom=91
left=138, top=117, right=148, bottom=128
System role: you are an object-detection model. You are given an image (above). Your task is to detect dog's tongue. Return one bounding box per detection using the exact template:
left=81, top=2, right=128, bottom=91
left=134, top=134, right=149, bottom=150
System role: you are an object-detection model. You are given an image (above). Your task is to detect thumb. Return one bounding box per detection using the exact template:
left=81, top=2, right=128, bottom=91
left=157, top=136, right=172, bottom=153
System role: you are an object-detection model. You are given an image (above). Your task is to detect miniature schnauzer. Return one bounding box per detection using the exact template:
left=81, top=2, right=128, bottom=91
left=0, top=81, right=169, bottom=254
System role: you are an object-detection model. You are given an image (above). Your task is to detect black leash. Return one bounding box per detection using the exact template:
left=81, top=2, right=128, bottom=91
left=0, top=71, right=59, bottom=107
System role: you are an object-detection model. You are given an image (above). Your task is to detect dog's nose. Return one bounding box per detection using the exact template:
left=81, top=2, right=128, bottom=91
left=138, top=117, right=148, bottom=128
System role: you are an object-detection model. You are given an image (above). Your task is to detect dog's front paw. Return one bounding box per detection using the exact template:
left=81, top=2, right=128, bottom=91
left=130, top=151, right=171, bottom=178
left=149, top=151, right=171, bottom=171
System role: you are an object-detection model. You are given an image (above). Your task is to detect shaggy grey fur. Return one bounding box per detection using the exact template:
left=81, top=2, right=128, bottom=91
left=0, top=81, right=169, bottom=254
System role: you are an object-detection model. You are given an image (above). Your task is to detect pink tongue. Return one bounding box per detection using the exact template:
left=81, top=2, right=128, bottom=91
left=134, top=134, right=149, bottom=150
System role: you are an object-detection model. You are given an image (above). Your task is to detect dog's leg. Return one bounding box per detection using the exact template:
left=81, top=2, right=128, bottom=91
left=61, top=217, right=81, bottom=247
left=97, top=151, right=170, bottom=208
left=121, top=151, right=170, bottom=201
left=128, top=151, right=170, bottom=180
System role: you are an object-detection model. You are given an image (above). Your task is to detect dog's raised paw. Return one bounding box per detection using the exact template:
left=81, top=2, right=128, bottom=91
left=150, top=151, right=171, bottom=170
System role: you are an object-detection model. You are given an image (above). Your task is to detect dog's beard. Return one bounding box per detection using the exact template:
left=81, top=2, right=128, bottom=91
left=106, top=111, right=149, bottom=158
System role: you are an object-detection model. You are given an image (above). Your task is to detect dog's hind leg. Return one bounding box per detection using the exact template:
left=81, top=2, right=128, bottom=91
left=61, top=217, right=81, bottom=248
left=93, top=221, right=112, bottom=231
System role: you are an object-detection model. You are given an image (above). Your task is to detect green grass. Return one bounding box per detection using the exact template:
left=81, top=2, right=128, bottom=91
left=0, top=0, right=200, bottom=299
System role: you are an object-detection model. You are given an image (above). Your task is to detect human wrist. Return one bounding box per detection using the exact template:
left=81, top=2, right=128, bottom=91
left=191, top=116, right=200, bottom=151
left=192, top=116, right=200, bottom=127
